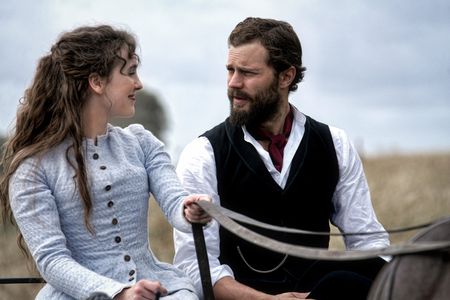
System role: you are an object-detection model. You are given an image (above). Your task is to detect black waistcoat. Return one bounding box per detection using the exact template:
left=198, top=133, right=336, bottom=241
left=202, top=115, right=339, bottom=281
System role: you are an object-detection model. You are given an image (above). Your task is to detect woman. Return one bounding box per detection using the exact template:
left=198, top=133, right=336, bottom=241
left=0, top=25, right=210, bottom=300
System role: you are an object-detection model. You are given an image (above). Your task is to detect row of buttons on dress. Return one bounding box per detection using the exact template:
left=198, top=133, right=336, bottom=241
left=94, top=152, right=136, bottom=282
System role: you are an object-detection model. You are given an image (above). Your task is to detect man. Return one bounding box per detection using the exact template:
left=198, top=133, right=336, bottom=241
left=174, top=17, right=389, bottom=299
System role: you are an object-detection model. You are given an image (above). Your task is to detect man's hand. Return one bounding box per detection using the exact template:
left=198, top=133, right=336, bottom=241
left=114, top=279, right=167, bottom=300
left=273, top=292, right=312, bottom=299
left=214, top=276, right=313, bottom=300
left=183, top=194, right=212, bottom=224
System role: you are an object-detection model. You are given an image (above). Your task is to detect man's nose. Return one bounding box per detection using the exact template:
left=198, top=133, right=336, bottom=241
left=228, top=72, right=243, bottom=89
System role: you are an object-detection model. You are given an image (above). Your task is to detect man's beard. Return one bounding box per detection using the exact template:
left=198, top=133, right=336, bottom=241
left=228, top=78, right=281, bottom=127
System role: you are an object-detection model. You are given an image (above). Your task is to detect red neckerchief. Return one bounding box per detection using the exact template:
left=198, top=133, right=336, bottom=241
left=249, top=107, right=294, bottom=172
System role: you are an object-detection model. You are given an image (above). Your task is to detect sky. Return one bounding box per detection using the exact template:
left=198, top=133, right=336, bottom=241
left=1, top=0, right=449, bottom=160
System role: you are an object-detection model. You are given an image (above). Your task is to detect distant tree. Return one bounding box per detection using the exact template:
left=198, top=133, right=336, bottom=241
left=111, top=89, right=168, bottom=142
left=0, top=135, right=5, bottom=173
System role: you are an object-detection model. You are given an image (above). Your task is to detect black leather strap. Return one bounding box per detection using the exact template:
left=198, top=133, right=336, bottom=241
left=192, top=223, right=215, bottom=300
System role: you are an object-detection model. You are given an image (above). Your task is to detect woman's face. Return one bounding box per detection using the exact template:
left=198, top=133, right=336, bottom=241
left=104, top=47, right=143, bottom=118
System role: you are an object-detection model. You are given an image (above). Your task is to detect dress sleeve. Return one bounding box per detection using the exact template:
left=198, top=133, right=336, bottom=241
left=329, top=126, right=390, bottom=250
left=9, top=158, right=129, bottom=299
left=173, top=137, right=234, bottom=297
left=126, top=124, right=191, bottom=233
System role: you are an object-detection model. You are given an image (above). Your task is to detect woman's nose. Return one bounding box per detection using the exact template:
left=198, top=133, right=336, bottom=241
left=135, top=76, right=143, bottom=90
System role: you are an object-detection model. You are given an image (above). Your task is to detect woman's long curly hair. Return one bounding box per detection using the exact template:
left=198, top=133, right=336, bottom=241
left=0, top=25, right=138, bottom=245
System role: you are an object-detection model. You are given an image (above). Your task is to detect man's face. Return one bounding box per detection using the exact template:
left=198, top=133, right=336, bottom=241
left=226, top=42, right=281, bottom=126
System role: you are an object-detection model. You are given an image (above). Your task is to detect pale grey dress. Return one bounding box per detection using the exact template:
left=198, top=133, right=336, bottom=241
left=9, top=124, right=198, bottom=300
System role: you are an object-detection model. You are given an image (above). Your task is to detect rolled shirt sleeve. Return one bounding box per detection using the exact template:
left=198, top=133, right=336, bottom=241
left=329, top=126, right=390, bottom=250
left=173, top=137, right=234, bottom=297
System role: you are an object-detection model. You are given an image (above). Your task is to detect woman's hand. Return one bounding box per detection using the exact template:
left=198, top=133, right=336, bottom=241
left=114, top=279, right=167, bottom=300
left=183, top=194, right=212, bottom=224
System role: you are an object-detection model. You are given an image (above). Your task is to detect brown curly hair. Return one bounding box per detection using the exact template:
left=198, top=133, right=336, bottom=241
left=0, top=25, right=138, bottom=239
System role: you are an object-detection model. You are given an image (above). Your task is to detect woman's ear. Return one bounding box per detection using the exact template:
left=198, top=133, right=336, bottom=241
left=88, top=73, right=106, bottom=95
left=278, top=66, right=296, bottom=89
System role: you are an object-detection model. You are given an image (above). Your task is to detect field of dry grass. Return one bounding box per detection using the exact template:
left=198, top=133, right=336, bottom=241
left=1, top=152, right=449, bottom=299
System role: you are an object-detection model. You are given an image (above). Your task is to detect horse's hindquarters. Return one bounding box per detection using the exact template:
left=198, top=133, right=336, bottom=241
left=367, top=217, right=450, bottom=300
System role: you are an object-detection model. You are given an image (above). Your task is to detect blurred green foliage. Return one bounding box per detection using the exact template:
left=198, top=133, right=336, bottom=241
left=111, top=89, right=168, bottom=142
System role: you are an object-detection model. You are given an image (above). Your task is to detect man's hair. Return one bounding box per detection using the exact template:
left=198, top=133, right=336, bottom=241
left=228, top=17, right=306, bottom=92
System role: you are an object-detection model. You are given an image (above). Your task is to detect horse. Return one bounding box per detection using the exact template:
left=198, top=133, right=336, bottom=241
left=367, top=217, right=450, bottom=300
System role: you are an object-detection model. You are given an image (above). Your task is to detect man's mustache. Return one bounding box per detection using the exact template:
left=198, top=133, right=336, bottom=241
left=228, top=89, right=253, bottom=101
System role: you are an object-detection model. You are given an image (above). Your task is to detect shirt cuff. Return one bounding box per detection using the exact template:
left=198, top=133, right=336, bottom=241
left=173, top=200, right=193, bottom=233
left=211, top=264, right=234, bottom=286
left=98, top=282, right=132, bottom=299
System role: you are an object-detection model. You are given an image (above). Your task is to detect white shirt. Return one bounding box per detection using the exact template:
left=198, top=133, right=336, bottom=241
left=173, top=107, right=389, bottom=296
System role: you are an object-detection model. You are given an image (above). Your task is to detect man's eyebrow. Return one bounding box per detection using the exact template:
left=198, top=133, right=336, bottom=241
left=226, top=64, right=260, bottom=72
